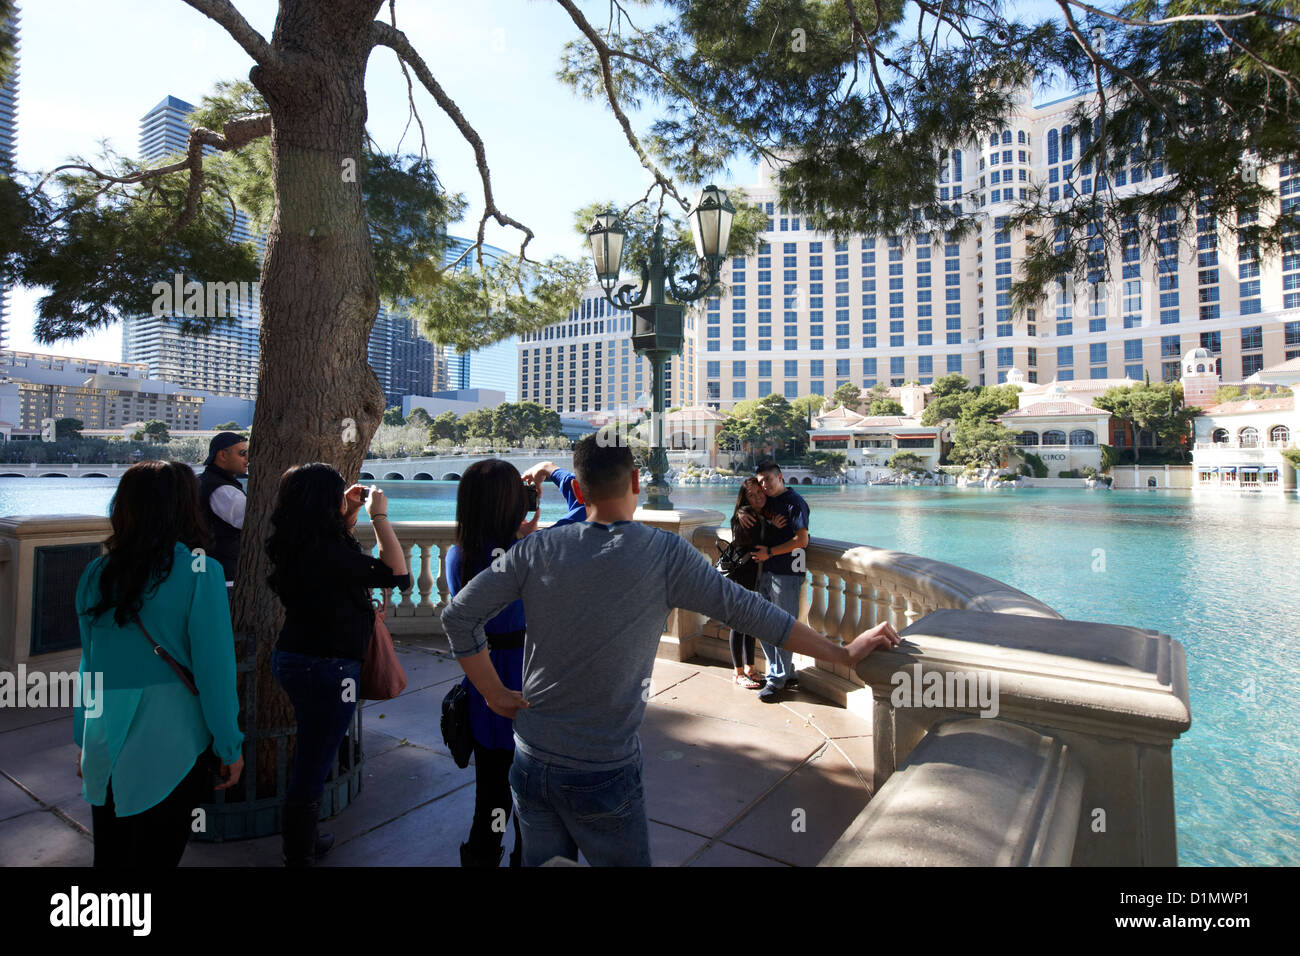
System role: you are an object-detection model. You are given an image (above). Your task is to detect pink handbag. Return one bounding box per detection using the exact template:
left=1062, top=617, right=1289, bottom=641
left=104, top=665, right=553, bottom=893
left=360, top=591, right=406, bottom=700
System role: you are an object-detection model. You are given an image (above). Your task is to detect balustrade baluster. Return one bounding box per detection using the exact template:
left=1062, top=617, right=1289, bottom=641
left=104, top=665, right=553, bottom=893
left=417, top=542, right=435, bottom=611
left=890, top=592, right=909, bottom=632
left=805, top=571, right=827, bottom=631
left=435, top=543, right=450, bottom=610
left=841, top=579, right=862, bottom=644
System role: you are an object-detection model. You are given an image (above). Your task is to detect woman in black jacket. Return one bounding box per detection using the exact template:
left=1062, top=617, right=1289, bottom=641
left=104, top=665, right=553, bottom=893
left=265, top=463, right=410, bottom=866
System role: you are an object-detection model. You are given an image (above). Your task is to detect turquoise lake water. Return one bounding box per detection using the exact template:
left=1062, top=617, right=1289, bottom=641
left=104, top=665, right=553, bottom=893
left=3, top=476, right=1297, bottom=866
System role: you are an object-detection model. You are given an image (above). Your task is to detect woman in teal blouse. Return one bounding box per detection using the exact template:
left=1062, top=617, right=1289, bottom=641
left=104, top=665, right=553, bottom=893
left=74, top=460, right=244, bottom=867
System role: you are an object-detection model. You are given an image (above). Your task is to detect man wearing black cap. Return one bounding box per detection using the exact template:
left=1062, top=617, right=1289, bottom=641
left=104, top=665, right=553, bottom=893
left=199, top=431, right=249, bottom=585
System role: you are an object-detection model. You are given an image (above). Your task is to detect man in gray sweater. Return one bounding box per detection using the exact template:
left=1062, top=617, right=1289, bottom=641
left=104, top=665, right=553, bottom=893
left=441, top=435, right=900, bottom=866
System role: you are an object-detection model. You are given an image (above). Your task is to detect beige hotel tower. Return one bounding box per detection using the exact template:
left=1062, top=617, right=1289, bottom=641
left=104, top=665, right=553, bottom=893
left=521, top=85, right=1298, bottom=415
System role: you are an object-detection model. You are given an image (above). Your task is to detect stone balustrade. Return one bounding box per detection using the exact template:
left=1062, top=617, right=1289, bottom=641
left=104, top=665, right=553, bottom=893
left=0, top=509, right=1192, bottom=864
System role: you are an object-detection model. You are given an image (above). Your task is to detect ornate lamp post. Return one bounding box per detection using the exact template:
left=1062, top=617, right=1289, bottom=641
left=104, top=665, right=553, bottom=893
left=587, top=186, right=735, bottom=509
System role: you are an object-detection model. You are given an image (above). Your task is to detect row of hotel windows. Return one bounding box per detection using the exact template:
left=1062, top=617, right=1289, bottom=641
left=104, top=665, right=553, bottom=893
left=703, top=318, right=1300, bottom=399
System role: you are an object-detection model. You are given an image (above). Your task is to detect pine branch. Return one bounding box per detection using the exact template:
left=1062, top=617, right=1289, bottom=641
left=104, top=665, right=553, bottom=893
left=554, top=0, right=689, bottom=212
left=370, top=19, right=537, bottom=263
left=180, top=0, right=279, bottom=66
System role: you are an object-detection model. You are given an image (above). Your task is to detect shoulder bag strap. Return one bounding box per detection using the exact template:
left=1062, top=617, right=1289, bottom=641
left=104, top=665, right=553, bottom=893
left=136, top=617, right=200, bottom=696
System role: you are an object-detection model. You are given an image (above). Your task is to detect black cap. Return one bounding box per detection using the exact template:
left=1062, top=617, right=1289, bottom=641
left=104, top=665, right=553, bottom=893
left=204, top=431, right=247, bottom=467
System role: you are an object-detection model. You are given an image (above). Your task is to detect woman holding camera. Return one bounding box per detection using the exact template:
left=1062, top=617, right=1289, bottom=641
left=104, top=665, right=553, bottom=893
left=266, top=463, right=409, bottom=866
left=445, top=459, right=541, bottom=867
left=74, top=460, right=244, bottom=867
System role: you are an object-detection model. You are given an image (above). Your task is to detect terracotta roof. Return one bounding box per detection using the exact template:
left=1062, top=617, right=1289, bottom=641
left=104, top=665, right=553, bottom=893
left=812, top=405, right=869, bottom=426
left=1001, top=399, right=1108, bottom=418
left=1264, top=357, right=1300, bottom=373
left=1200, top=396, right=1295, bottom=416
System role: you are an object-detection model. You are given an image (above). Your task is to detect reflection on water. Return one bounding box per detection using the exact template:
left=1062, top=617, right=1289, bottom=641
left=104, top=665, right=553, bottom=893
left=3, top=477, right=1297, bottom=865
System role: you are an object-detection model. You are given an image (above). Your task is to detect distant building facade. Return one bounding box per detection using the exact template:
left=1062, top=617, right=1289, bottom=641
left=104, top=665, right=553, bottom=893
left=517, top=285, right=698, bottom=415
left=121, top=95, right=261, bottom=400
left=697, top=83, right=1300, bottom=413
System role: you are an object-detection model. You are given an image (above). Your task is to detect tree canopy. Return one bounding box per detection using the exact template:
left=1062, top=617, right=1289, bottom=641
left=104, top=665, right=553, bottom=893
left=559, top=0, right=1298, bottom=307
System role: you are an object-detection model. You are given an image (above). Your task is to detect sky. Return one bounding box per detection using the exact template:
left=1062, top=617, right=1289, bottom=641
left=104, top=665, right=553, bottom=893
left=6, top=0, right=760, bottom=361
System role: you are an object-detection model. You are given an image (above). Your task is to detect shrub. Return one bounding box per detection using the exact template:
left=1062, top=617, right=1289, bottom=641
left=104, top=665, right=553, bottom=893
left=1022, top=452, right=1050, bottom=478
left=1057, top=469, right=1081, bottom=478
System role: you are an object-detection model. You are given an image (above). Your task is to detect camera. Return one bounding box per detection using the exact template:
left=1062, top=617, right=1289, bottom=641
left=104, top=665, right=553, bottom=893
left=358, top=487, right=369, bottom=503
left=524, top=481, right=540, bottom=511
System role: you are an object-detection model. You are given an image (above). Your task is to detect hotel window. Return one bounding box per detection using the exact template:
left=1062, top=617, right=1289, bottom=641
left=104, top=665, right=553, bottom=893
left=1057, top=345, right=1074, bottom=367
left=733, top=382, right=747, bottom=399
left=1241, top=326, right=1263, bottom=351
left=1124, top=340, right=1142, bottom=361
left=784, top=382, right=799, bottom=399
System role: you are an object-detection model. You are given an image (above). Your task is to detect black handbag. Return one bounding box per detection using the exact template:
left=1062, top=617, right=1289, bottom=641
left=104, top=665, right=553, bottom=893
left=441, top=682, right=474, bottom=769
left=715, top=539, right=751, bottom=577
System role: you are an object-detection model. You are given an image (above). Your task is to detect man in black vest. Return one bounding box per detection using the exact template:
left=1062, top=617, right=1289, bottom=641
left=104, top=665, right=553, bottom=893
left=199, top=431, right=249, bottom=586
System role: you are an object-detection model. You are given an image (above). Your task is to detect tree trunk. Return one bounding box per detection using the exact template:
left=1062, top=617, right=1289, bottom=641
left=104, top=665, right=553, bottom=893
left=229, top=0, right=387, bottom=790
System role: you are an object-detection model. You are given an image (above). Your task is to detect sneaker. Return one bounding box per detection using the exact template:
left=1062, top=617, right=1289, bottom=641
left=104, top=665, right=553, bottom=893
left=757, top=682, right=781, bottom=703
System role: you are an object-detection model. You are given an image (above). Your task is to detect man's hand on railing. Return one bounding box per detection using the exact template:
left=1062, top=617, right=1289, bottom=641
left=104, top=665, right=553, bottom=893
left=846, top=621, right=902, bottom=664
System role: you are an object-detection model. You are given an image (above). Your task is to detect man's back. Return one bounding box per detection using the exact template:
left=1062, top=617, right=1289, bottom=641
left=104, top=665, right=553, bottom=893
left=441, top=519, right=793, bottom=767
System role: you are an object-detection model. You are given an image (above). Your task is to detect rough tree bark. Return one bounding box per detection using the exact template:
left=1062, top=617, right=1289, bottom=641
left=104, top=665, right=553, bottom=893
left=228, top=0, right=388, bottom=759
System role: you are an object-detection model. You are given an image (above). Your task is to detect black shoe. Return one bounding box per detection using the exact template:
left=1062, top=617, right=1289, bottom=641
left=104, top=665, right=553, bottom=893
left=757, top=682, right=781, bottom=703
left=282, top=800, right=328, bottom=867
left=786, top=676, right=800, bottom=689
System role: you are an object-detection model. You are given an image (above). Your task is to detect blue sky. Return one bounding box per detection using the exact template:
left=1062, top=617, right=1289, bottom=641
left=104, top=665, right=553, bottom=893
left=8, top=0, right=759, bottom=359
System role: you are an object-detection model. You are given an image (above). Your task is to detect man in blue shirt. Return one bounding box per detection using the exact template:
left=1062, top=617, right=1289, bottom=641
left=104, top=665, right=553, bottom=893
left=522, top=460, right=587, bottom=527
left=743, top=460, right=811, bottom=702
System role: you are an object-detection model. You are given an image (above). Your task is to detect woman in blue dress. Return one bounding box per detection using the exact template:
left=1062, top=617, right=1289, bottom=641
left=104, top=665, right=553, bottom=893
left=446, top=459, right=540, bottom=867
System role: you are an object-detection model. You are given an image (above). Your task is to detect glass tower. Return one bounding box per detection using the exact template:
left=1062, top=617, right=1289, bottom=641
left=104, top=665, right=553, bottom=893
left=121, top=95, right=261, bottom=398
left=0, top=3, right=19, bottom=351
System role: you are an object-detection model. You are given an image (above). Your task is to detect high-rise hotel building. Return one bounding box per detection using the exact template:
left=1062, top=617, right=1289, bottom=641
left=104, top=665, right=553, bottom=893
left=697, top=86, right=1300, bottom=410
left=516, top=286, right=697, bottom=414
left=122, top=95, right=262, bottom=399
left=0, top=3, right=19, bottom=352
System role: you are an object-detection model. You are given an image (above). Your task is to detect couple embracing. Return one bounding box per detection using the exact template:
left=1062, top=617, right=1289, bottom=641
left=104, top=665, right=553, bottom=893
left=724, top=460, right=810, bottom=702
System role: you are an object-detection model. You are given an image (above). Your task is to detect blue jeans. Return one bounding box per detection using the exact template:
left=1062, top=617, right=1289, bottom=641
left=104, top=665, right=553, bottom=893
left=508, top=744, right=650, bottom=867
left=272, top=649, right=361, bottom=803
left=759, top=571, right=802, bottom=687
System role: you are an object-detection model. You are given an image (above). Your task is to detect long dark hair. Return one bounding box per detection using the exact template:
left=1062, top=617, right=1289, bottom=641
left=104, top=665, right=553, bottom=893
left=90, top=460, right=211, bottom=627
left=455, top=459, right=526, bottom=584
left=730, top=477, right=764, bottom=549
left=266, top=462, right=354, bottom=598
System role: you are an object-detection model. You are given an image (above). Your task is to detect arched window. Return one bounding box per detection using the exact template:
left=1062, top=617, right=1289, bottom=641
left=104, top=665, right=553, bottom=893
left=1017, top=431, right=1039, bottom=446
left=1047, top=129, right=1059, bottom=165
left=1270, top=425, right=1290, bottom=443
left=1062, top=125, right=1074, bottom=161
left=1196, top=364, right=1205, bottom=373
left=1239, top=426, right=1260, bottom=447
left=952, top=149, right=963, bottom=180
left=1001, top=129, right=1012, bottom=144
left=989, top=134, right=998, bottom=148
left=1018, top=130, right=1026, bottom=144
left=1211, top=428, right=1229, bottom=443
left=1069, top=429, right=1096, bottom=446
left=1042, top=430, right=1067, bottom=445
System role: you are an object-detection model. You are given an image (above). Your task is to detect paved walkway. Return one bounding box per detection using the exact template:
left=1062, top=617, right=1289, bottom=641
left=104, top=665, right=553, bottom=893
left=0, top=636, right=874, bottom=867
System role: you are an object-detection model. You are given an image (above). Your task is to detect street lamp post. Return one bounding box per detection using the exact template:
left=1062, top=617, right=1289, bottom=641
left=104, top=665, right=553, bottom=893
left=588, top=186, right=735, bottom=509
